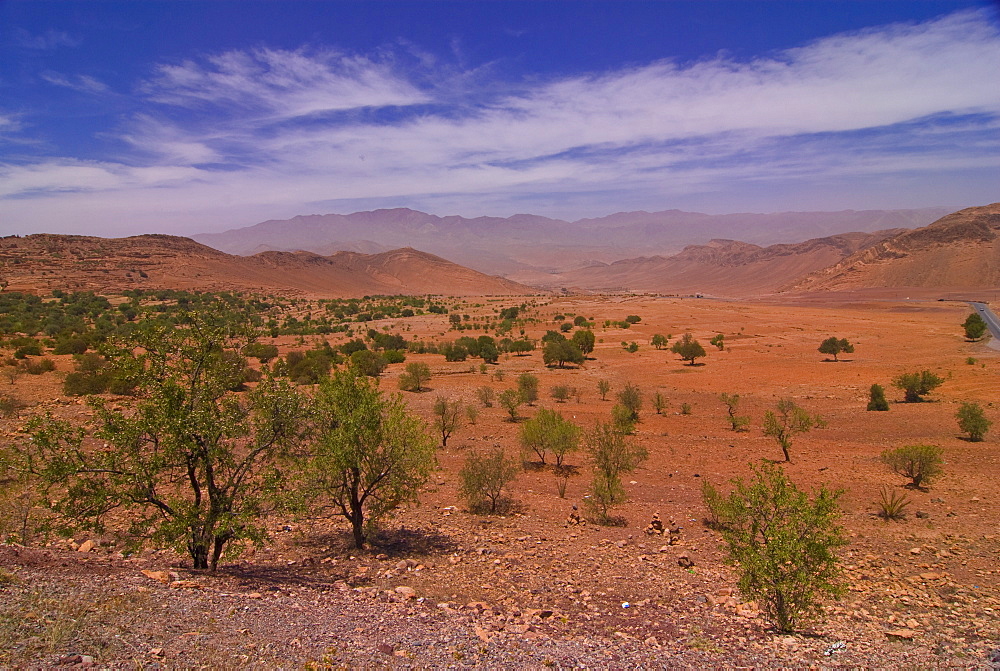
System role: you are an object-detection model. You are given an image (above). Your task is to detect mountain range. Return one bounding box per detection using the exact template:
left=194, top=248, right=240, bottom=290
left=192, top=207, right=950, bottom=277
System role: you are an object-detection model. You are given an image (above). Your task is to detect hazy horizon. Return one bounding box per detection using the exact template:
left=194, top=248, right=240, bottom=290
left=2, top=1, right=998, bottom=237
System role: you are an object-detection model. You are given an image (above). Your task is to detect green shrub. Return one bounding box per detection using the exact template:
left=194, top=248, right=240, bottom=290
left=398, top=362, right=431, bottom=392
left=63, top=371, right=110, bottom=396
left=956, top=401, right=991, bottom=441
left=13, top=344, right=41, bottom=359
left=892, top=370, right=944, bottom=402
left=584, top=422, right=647, bottom=524
left=459, top=447, right=519, bottom=514
left=880, top=444, right=942, bottom=488
left=866, top=383, right=889, bottom=411
left=22, top=358, right=56, bottom=375
left=519, top=407, right=580, bottom=467
left=704, top=461, right=846, bottom=633
left=382, top=349, right=406, bottom=364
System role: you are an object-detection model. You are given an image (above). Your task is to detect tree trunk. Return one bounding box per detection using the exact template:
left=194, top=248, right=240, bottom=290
left=190, top=539, right=210, bottom=570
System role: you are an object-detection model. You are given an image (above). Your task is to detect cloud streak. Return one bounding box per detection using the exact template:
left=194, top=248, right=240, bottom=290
left=2, top=9, right=999, bottom=235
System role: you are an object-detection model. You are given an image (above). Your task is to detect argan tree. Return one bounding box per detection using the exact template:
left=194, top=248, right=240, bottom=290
left=459, top=447, right=519, bottom=514
left=704, top=461, right=846, bottom=633
left=763, top=399, right=819, bottom=462
left=892, top=370, right=944, bottom=402
left=432, top=396, right=463, bottom=447
left=616, top=382, right=643, bottom=421
left=964, top=312, right=988, bottom=341
left=397, top=361, right=431, bottom=392
left=585, top=421, right=647, bottom=524
left=571, top=329, right=596, bottom=357
left=671, top=333, right=706, bottom=365
left=880, top=444, right=942, bottom=489
left=866, top=383, right=889, bottom=411
left=543, top=338, right=585, bottom=368
left=309, top=368, right=435, bottom=548
left=597, top=379, right=611, bottom=401
left=710, top=333, right=725, bottom=351
left=517, top=373, right=539, bottom=405
left=519, top=407, right=581, bottom=467
left=18, top=315, right=311, bottom=570
left=720, top=392, right=750, bottom=431
left=956, top=401, right=991, bottom=442
left=818, top=337, right=854, bottom=361
left=651, top=334, right=668, bottom=350
left=498, top=388, right=522, bottom=422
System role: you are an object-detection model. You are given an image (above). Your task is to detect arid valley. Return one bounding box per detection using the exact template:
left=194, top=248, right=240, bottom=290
left=2, top=205, right=1000, bottom=668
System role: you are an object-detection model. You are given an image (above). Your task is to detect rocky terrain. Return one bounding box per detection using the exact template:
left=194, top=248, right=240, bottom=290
left=0, top=235, right=531, bottom=298
left=2, top=293, right=999, bottom=667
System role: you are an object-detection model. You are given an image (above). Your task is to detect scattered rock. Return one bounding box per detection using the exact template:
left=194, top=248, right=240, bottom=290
left=169, top=580, right=203, bottom=589
left=141, top=570, right=174, bottom=584
left=376, top=642, right=394, bottom=655
left=885, top=628, right=917, bottom=640
left=677, top=554, right=694, bottom=568
left=77, top=540, right=96, bottom=553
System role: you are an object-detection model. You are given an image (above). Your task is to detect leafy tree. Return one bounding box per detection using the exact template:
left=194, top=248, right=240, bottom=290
left=432, top=396, right=463, bottom=447
left=596, top=379, right=611, bottom=401
left=543, top=339, right=585, bottom=368
left=584, top=422, right=647, bottom=524
left=650, top=334, right=668, bottom=350
left=517, top=373, right=539, bottom=405
left=519, top=407, right=581, bottom=467
left=440, top=341, right=468, bottom=362
left=671, top=333, right=706, bottom=365
left=550, top=384, right=571, bottom=403
left=509, top=338, right=535, bottom=356
left=892, top=370, right=944, bottom=402
left=710, top=333, right=725, bottom=351
left=964, top=312, right=988, bottom=341
left=398, top=361, right=431, bottom=392
left=476, top=385, right=495, bottom=407
left=477, top=335, right=500, bottom=364
left=459, top=448, right=519, bottom=514
left=956, top=401, right=991, bottom=441
left=616, top=382, right=643, bottom=421
left=17, top=316, right=310, bottom=570
left=704, top=461, right=846, bottom=633
left=610, top=403, right=636, bottom=434
left=571, top=329, right=596, bottom=356
left=763, top=399, right=818, bottom=462
left=720, top=392, right=750, bottom=431
left=880, top=444, right=942, bottom=489
left=309, top=369, right=435, bottom=548
left=499, top=388, right=522, bottom=422
left=624, top=315, right=641, bottom=324
left=866, top=383, right=889, bottom=411
left=818, top=337, right=854, bottom=361
left=350, top=349, right=387, bottom=377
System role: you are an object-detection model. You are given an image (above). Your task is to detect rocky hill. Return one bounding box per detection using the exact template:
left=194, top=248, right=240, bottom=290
left=791, top=203, right=1000, bottom=292
left=0, top=234, right=533, bottom=297
left=545, top=230, right=903, bottom=296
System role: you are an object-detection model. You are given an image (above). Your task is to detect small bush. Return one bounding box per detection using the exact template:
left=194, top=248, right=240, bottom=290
left=584, top=422, right=647, bottom=524
left=476, top=385, right=495, bottom=407
left=550, top=385, right=571, bottom=403
left=705, top=461, right=846, bottom=633
left=876, top=486, right=909, bottom=521
left=13, top=344, right=41, bottom=359
left=398, top=362, right=431, bottom=392
left=459, top=448, right=519, bottom=514
left=680, top=402, right=692, bottom=415
left=22, top=358, right=56, bottom=375
left=0, top=394, right=17, bottom=417
left=880, top=444, right=943, bottom=489
left=956, top=401, right=991, bottom=441
left=866, top=383, right=889, bottom=411
left=892, top=370, right=944, bottom=402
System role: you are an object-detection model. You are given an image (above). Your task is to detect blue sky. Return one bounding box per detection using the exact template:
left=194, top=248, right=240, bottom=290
left=1, top=1, right=999, bottom=237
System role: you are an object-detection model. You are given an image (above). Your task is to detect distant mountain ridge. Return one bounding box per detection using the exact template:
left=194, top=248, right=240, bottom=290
left=192, top=206, right=950, bottom=276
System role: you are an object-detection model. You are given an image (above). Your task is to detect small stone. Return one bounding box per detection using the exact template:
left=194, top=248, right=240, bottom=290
left=169, top=579, right=202, bottom=589
left=149, top=648, right=163, bottom=656
left=906, top=619, right=920, bottom=629
left=909, top=547, right=922, bottom=555
left=77, top=539, right=96, bottom=553
left=915, top=511, right=929, bottom=519
left=677, top=554, right=694, bottom=568
left=394, top=586, right=417, bottom=599
left=141, top=570, right=172, bottom=584
left=780, top=635, right=797, bottom=647
left=376, top=643, right=394, bottom=655
left=396, top=560, right=410, bottom=571
left=248, top=592, right=263, bottom=599
left=885, top=628, right=916, bottom=640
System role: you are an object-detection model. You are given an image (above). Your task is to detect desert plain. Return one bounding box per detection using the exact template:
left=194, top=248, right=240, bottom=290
left=2, top=289, right=999, bottom=668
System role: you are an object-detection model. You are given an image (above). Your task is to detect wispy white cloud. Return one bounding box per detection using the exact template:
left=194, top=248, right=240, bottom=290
left=143, top=47, right=430, bottom=119
left=14, top=28, right=81, bottom=50
left=2, top=9, right=999, bottom=235
left=40, top=71, right=109, bottom=93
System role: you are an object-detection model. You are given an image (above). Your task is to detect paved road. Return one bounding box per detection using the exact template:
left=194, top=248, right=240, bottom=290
left=969, top=302, right=1000, bottom=349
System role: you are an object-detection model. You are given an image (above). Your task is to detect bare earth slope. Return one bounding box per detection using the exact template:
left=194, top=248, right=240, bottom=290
left=549, top=230, right=902, bottom=297
left=792, top=203, right=1000, bottom=293
left=0, top=234, right=532, bottom=297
